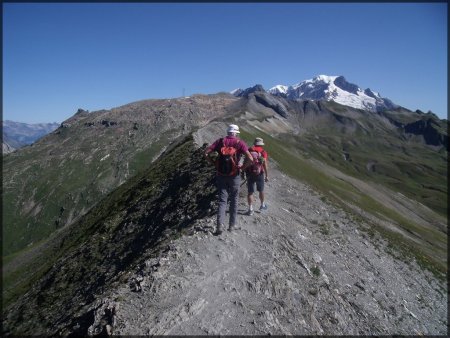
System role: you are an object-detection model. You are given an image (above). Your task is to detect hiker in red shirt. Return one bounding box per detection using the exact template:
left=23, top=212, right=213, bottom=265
left=245, top=137, right=269, bottom=215
left=205, top=124, right=253, bottom=235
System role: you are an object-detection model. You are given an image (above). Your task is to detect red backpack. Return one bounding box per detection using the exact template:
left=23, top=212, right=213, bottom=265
left=215, top=138, right=240, bottom=176
left=247, top=148, right=265, bottom=176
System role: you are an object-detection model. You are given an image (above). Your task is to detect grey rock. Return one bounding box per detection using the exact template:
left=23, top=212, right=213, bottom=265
left=85, top=165, right=446, bottom=336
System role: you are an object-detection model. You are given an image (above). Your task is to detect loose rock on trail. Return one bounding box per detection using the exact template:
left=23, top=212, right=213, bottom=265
left=88, top=163, right=447, bottom=335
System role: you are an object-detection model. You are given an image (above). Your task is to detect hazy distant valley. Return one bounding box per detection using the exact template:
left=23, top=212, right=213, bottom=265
left=2, top=120, right=60, bottom=154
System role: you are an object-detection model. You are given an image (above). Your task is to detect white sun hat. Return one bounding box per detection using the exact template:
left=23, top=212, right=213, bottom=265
left=227, top=124, right=240, bottom=133
left=254, top=137, right=264, bottom=146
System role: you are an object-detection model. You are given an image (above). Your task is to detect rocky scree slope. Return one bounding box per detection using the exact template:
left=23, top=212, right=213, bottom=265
left=2, top=137, right=218, bottom=335
left=86, top=161, right=446, bottom=335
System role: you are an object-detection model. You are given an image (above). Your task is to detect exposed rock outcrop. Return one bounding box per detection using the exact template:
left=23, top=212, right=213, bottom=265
left=404, top=118, right=448, bottom=150
left=3, top=141, right=15, bottom=154
left=253, top=92, right=290, bottom=118
left=235, top=84, right=266, bottom=98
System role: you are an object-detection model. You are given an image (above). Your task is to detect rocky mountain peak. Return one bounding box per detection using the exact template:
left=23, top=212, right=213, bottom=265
left=333, top=75, right=360, bottom=95
left=75, top=108, right=90, bottom=115
left=364, top=88, right=378, bottom=99
left=232, top=84, right=266, bottom=98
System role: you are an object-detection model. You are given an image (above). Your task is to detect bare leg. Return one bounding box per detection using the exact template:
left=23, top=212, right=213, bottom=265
left=259, top=191, right=265, bottom=206
left=247, top=193, right=253, bottom=210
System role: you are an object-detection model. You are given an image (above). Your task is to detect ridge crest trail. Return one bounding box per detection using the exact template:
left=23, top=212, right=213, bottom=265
left=89, top=163, right=446, bottom=335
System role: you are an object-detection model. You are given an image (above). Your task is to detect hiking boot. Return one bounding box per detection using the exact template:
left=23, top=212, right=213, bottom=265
left=246, top=209, right=254, bottom=216
left=214, top=224, right=224, bottom=236
left=259, top=204, right=268, bottom=211
left=228, top=224, right=241, bottom=231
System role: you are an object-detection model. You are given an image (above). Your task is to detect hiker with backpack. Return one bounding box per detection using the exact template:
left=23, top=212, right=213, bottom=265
left=205, top=124, right=253, bottom=235
left=245, top=137, right=269, bottom=215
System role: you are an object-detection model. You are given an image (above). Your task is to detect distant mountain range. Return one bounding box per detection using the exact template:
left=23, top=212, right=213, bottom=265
left=2, top=120, right=60, bottom=154
left=232, top=75, right=399, bottom=112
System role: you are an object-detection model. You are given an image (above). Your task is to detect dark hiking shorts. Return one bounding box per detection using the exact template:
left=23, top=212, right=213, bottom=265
left=247, top=173, right=264, bottom=193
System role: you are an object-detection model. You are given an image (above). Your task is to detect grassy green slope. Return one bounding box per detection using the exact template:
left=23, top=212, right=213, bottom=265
left=292, top=131, right=447, bottom=217
left=3, top=136, right=217, bottom=335
left=3, top=94, right=237, bottom=257
left=2, top=125, right=179, bottom=256
left=239, top=125, right=447, bottom=279
left=291, top=101, right=447, bottom=218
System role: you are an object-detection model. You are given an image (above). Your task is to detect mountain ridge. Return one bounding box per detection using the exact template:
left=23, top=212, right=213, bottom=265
left=3, top=136, right=218, bottom=335
left=2, top=93, right=238, bottom=255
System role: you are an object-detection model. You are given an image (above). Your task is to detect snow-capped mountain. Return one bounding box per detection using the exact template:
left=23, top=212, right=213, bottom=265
left=230, top=88, right=243, bottom=96
left=270, top=75, right=398, bottom=112
left=269, top=85, right=288, bottom=96
left=233, top=75, right=398, bottom=112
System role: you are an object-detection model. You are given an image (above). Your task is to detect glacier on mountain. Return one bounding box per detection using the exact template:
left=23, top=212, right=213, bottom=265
left=263, top=75, right=398, bottom=112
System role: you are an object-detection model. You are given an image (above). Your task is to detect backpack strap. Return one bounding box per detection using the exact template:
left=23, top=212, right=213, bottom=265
left=216, top=137, right=224, bottom=152
left=219, top=138, right=241, bottom=151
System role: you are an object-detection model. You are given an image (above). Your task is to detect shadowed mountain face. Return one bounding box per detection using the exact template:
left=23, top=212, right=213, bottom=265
left=403, top=117, right=448, bottom=148
left=334, top=75, right=360, bottom=94
left=3, top=137, right=218, bottom=336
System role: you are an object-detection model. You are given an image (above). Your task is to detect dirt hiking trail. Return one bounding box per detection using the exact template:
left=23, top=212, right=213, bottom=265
left=87, top=161, right=446, bottom=336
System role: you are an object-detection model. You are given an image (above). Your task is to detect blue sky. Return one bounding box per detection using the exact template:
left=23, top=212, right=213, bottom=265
left=3, top=3, right=448, bottom=123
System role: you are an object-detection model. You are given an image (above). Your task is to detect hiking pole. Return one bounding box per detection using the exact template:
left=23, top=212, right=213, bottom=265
left=240, top=178, right=247, bottom=187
